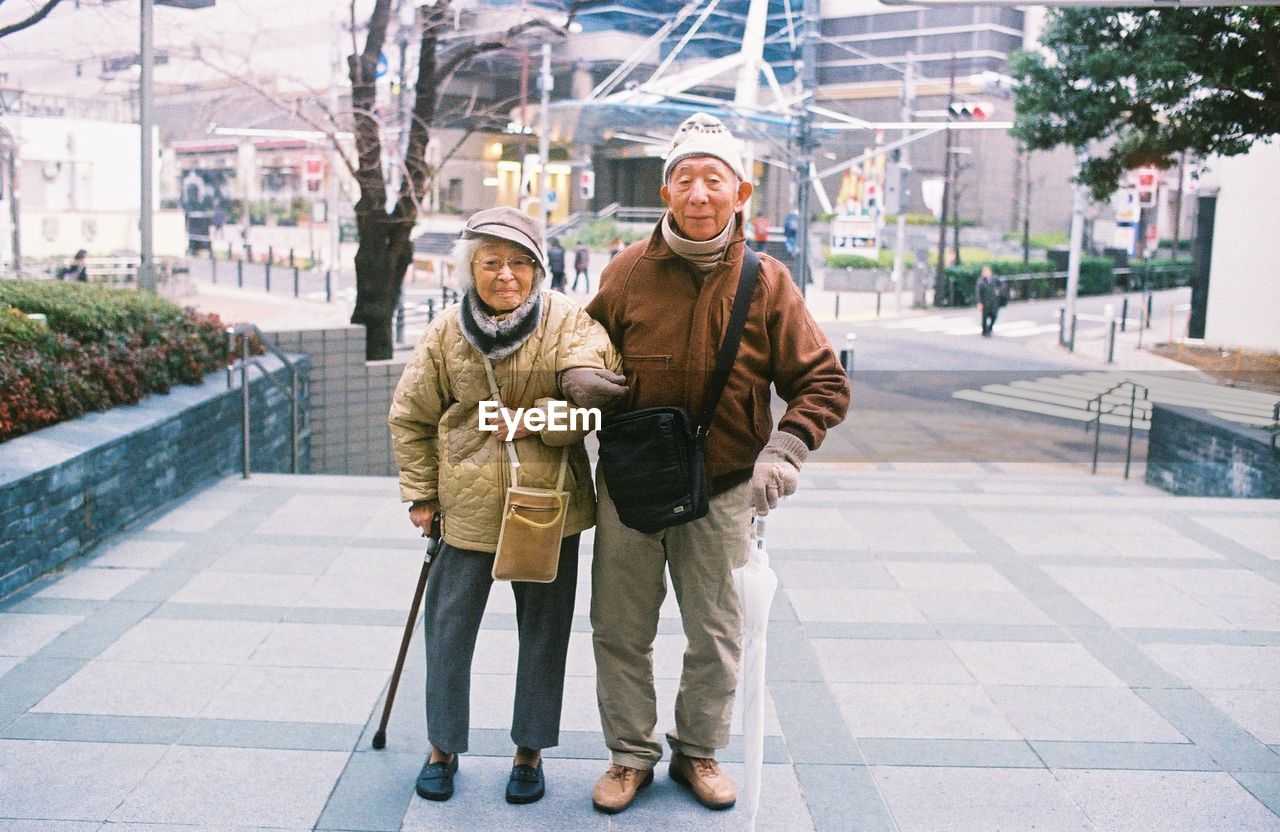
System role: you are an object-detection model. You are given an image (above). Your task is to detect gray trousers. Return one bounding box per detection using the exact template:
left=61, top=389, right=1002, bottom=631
left=423, top=535, right=579, bottom=754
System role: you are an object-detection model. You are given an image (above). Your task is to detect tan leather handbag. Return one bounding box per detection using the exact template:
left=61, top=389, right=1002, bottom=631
left=483, top=357, right=569, bottom=583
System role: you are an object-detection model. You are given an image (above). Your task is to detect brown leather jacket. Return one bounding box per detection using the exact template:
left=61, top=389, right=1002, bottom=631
left=586, top=215, right=850, bottom=493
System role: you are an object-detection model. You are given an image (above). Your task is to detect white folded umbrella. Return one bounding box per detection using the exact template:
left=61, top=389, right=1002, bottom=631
left=733, top=515, right=779, bottom=831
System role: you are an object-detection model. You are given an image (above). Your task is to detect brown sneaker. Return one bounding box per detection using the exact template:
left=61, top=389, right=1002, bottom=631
left=669, top=752, right=736, bottom=810
left=591, top=763, right=654, bottom=814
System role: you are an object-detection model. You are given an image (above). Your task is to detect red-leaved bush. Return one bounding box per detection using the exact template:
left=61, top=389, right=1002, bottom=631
left=0, top=281, right=235, bottom=442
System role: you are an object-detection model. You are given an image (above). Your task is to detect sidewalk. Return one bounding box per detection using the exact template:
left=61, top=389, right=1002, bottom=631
left=2, top=464, right=1278, bottom=830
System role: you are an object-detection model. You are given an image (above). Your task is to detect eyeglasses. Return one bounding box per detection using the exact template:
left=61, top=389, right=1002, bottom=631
left=473, top=255, right=537, bottom=275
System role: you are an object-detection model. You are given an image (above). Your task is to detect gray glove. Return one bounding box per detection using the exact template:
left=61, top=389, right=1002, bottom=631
left=751, top=431, right=809, bottom=515
left=560, top=367, right=628, bottom=410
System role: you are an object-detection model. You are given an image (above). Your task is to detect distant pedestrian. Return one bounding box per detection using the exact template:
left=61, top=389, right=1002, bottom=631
left=977, top=266, right=1003, bottom=336
left=783, top=211, right=799, bottom=257
left=547, top=237, right=567, bottom=292
left=58, top=249, right=88, bottom=282
left=572, top=241, right=591, bottom=292
left=750, top=212, right=770, bottom=251
left=607, top=236, right=624, bottom=260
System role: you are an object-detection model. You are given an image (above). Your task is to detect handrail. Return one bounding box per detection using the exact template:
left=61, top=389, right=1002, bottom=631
left=1085, top=380, right=1149, bottom=478
left=1272, top=402, right=1280, bottom=455
left=224, top=323, right=303, bottom=478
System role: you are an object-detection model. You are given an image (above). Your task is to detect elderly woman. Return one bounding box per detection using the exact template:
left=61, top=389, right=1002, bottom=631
left=388, top=206, right=625, bottom=806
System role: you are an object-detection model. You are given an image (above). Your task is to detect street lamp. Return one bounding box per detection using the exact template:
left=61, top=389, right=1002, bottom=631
left=138, top=0, right=214, bottom=292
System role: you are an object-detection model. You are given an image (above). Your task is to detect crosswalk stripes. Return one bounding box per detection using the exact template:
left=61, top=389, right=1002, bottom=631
left=881, top=316, right=1060, bottom=339
left=953, top=371, right=1280, bottom=430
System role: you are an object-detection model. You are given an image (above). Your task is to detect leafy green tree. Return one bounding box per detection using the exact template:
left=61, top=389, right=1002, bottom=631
left=1010, top=7, right=1280, bottom=200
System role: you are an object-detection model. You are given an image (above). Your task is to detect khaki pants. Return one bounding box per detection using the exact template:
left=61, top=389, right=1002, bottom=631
left=591, top=469, right=753, bottom=770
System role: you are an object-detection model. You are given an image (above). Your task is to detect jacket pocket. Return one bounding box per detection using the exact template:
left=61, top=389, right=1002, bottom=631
left=749, top=384, right=772, bottom=442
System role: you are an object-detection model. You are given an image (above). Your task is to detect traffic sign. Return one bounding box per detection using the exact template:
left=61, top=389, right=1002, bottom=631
left=949, top=101, right=992, bottom=121
left=1134, top=167, right=1159, bottom=209
left=579, top=169, right=595, bottom=200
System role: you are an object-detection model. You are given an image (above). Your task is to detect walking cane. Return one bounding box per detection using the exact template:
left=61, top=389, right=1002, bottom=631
left=371, top=512, right=442, bottom=750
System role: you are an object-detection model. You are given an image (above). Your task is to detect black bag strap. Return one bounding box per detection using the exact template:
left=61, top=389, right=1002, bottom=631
left=697, top=246, right=761, bottom=436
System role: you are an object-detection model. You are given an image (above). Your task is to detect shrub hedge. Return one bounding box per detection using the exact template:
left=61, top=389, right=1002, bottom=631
left=826, top=250, right=916, bottom=269
left=0, top=280, right=231, bottom=442
left=942, top=260, right=1056, bottom=305
left=1130, top=257, right=1194, bottom=290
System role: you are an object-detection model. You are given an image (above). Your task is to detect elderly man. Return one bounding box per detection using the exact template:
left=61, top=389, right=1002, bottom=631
left=584, top=113, right=850, bottom=814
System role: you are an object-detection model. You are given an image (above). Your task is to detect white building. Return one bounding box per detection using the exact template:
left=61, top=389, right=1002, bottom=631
left=1201, top=140, right=1280, bottom=353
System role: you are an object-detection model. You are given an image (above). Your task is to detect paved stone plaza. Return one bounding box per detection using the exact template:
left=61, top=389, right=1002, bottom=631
left=1, top=464, right=1278, bottom=830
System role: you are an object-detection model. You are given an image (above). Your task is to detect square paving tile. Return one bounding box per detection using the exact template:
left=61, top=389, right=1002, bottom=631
left=97, top=618, right=274, bottom=664
left=775, top=561, right=898, bottom=590
left=0, top=739, right=166, bottom=821
left=830, top=683, right=1021, bottom=740
left=145, top=509, right=232, bottom=533
left=788, top=589, right=928, bottom=624
left=201, top=665, right=388, bottom=724
left=91, top=540, right=185, bottom=569
left=35, top=568, right=147, bottom=601
left=1199, top=689, right=1280, bottom=745
left=328, top=546, right=424, bottom=580
left=1073, top=592, right=1234, bottom=630
left=208, top=543, right=340, bottom=575
left=971, top=512, right=1114, bottom=558
left=949, top=641, right=1126, bottom=687
left=32, top=661, right=235, bottom=718
left=873, top=766, right=1095, bottom=831
left=1148, top=567, right=1280, bottom=601
left=986, top=686, right=1187, bottom=743
left=764, top=508, right=866, bottom=550
left=109, top=745, right=348, bottom=827
left=168, top=571, right=320, bottom=607
left=1055, top=769, right=1280, bottom=831
left=1195, top=516, right=1280, bottom=558
left=1041, top=566, right=1184, bottom=597
left=907, top=590, right=1055, bottom=626
left=249, top=622, right=403, bottom=669
left=0, top=613, right=83, bottom=657
left=1144, top=644, right=1280, bottom=690
left=848, top=508, right=973, bottom=553
left=884, top=562, right=1019, bottom=593
left=295, top=574, right=414, bottom=610
left=812, top=639, right=974, bottom=685
left=1071, top=513, right=1222, bottom=560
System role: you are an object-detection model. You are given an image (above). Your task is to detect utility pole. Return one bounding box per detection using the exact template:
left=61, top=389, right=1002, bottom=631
left=933, top=53, right=956, bottom=305
left=1171, top=150, right=1186, bottom=259
left=518, top=49, right=529, bottom=213
left=538, top=43, right=552, bottom=229
left=328, top=11, right=342, bottom=277
left=891, top=53, right=914, bottom=314
left=138, top=0, right=156, bottom=291
left=1, top=125, right=20, bottom=274
left=793, top=0, right=819, bottom=297
left=1065, top=146, right=1087, bottom=341
left=1021, top=147, right=1031, bottom=263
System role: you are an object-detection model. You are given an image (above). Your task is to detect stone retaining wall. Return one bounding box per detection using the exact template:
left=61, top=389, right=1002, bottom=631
left=0, top=356, right=309, bottom=598
left=1145, top=403, right=1280, bottom=498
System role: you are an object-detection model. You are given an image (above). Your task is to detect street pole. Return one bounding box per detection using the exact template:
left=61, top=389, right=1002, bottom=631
left=794, top=0, right=819, bottom=297
left=538, top=43, right=552, bottom=229
left=138, top=0, right=156, bottom=291
left=891, top=53, right=914, bottom=314
left=1065, top=146, right=1087, bottom=340
left=518, top=49, right=529, bottom=214
left=1171, top=150, right=1186, bottom=259
left=933, top=54, right=956, bottom=305
left=327, top=11, right=342, bottom=280
left=1, top=127, right=20, bottom=274
left=1021, top=147, right=1031, bottom=263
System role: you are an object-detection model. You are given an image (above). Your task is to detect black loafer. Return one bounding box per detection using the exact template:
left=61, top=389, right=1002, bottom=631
left=416, top=755, right=458, bottom=801
left=505, top=761, right=545, bottom=804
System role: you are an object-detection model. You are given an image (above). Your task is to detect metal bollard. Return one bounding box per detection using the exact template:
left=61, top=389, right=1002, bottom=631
left=265, top=258, right=271, bottom=292
left=395, top=299, right=405, bottom=344
left=293, top=266, right=300, bottom=297
left=289, top=248, right=295, bottom=268
left=325, top=270, right=332, bottom=303
left=1146, top=293, right=1153, bottom=327
left=1058, top=308, right=1066, bottom=345
left=237, top=259, right=244, bottom=288
left=1121, top=297, right=1129, bottom=332
left=839, top=333, right=857, bottom=376
left=1068, top=314, right=1078, bottom=352
left=834, top=293, right=840, bottom=320
left=875, top=291, right=882, bottom=318
left=427, top=298, right=435, bottom=321
left=1107, top=319, right=1117, bottom=363
left=211, top=254, right=217, bottom=284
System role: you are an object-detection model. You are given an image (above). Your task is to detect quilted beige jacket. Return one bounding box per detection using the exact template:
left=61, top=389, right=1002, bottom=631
left=388, top=290, right=621, bottom=552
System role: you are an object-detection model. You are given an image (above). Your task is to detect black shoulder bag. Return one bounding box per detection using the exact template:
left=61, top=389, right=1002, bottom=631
left=596, top=248, right=761, bottom=533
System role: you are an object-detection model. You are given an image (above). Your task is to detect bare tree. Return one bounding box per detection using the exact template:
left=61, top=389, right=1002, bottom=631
left=0, top=0, right=65, bottom=39
left=347, top=0, right=567, bottom=360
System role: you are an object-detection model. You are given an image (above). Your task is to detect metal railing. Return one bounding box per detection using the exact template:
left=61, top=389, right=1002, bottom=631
left=225, top=323, right=304, bottom=478
left=1086, top=380, right=1149, bottom=478
left=1272, top=403, right=1280, bottom=455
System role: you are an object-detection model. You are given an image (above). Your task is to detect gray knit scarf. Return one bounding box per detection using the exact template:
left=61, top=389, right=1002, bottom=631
left=459, top=287, right=543, bottom=361
left=661, top=211, right=736, bottom=279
